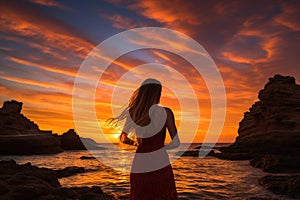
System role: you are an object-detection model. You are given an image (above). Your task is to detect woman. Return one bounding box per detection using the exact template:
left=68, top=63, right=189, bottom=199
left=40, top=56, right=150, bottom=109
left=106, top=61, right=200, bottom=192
left=109, top=78, right=180, bottom=200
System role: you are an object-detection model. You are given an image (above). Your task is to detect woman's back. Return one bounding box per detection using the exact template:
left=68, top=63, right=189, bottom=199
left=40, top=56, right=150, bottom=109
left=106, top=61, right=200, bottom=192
left=134, top=105, right=167, bottom=153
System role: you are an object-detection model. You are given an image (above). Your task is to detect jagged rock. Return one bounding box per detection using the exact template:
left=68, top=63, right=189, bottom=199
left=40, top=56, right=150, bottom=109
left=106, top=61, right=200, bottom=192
left=0, top=160, right=60, bottom=187
left=0, top=160, right=115, bottom=200
left=250, top=154, right=300, bottom=173
left=54, top=166, right=85, bottom=178
left=0, top=100, right=105, bottom=154
left=217, top=75, right=300, bottom=199
left=0, top=100, right=41, bottom=135
left=258, top=175, right=300, bottom=198
left=60, top=129, right=86, bottom=150
left=219, top=75, right=300, bottom=172
left=0, top=100, right=63, bottom=155
left=1, top=100, right=22, bottom=114
left=59, top=129, right=105, bottom=150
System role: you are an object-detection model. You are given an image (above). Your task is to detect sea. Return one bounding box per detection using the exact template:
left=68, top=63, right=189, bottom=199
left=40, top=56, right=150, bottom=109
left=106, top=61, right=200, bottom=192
left=0, top=143, right=293, bottom=200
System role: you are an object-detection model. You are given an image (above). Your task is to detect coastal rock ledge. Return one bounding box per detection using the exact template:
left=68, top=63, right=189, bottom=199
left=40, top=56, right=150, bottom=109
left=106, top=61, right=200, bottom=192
left=0, top=160, right=115, bottom=200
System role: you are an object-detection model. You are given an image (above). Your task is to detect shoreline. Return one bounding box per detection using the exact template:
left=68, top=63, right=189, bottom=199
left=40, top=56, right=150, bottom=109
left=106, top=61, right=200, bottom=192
left=1, top=148, right=297, bottom=200
left=0, top=159, right=117, bottom=200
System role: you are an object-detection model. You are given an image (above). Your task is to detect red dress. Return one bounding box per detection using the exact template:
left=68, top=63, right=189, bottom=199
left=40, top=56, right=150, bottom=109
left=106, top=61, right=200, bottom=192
left=130, top=124, right=178, bottom=200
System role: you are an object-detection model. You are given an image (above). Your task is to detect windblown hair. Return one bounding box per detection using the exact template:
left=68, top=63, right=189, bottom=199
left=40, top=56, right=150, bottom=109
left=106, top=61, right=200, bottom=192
left=108, top=78, right=162, bottom=135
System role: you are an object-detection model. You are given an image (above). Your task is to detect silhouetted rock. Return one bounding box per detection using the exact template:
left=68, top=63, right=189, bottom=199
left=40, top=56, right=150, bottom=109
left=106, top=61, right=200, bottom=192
left=0, top=160, right=115, bottom=200
left=80, top=156, right=96, bottom=160
left=215, top=152, right=251, bottom=160
left=0, top=100, right=104, bottom=154
left=0, top=160, right=60, bottom=188
left=59, top=129, right=105, bottom=150
left=1, top=100, right=22, bottom=114
left=60, top=129, right=86, bottom=150
left=54, top=166, right=85, bottom=178
left=0, top=100, right=41, bottom=135
left=176, top=150, right=215, bottom=157
left=250, top=155, right=300, bottom=173
left=259, top=175, right=300, bottom=198
left=71, top=186, right=115, bottom=200
left=216, top=75, right=300, bottom=198
left=0, top=134, right=63, bottom=155
left=218, top=75, right=300, bottom=172
left=0, top=100, right=63, bottom=155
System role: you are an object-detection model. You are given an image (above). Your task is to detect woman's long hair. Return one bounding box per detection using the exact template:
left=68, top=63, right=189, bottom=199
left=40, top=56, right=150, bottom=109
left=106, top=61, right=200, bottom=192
left=108, top=78, right=162, bottom=140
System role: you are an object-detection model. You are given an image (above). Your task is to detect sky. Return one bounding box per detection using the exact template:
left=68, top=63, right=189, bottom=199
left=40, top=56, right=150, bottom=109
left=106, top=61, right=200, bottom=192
left=0, top=0, right=300, bottom=143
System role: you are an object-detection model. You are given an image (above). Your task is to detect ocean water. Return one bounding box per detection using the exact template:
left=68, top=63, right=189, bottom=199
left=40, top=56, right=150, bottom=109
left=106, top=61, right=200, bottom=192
left=0, top=143, right=293, bottom=200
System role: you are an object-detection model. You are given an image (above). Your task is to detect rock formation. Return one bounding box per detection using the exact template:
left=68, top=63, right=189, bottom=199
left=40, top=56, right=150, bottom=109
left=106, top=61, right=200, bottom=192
left=60, top=129, right=86, bottom=150
left=59, top=129, right=105, bottom=150
left=59, top=129, right=86, bottom=150
left=258, top=175, right=300, bottom=198
left=217, top=74, right=300, bottom=198
left=0, top=160, right=115, bottom=200
left=0, top=100, right=63, bottom=154
left=219, top=74, right=300, bottom=167
left=176, top=150, right=215, bottom=157
left=0, top=134, right=63, bottom=155
left=0, top=100, right=104, bottom=155
left=0, top=100, right=42, bottom=135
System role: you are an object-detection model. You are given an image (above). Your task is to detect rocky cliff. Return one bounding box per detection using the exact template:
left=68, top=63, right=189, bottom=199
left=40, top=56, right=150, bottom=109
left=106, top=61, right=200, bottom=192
left=218, top=74, right=300, bottom=198
left=0, top=100, right=103, bottom=155
left=0, top=100, right=42, bottom=135
left=0, top=100, right=63, bottom=154
left=219, top=75, right=300, bottom=172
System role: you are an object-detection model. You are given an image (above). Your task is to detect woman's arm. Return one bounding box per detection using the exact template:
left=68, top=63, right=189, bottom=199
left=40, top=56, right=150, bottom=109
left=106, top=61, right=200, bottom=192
left=119, top=131, right=138, bottom=146
left=119, top=119, right=138, bottom=146
left=165, top=108, right=180, bottom=149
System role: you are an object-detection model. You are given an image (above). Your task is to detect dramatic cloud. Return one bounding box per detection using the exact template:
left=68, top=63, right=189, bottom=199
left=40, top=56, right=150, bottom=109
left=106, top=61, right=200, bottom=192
left=0, top=0, right=299, bottom=142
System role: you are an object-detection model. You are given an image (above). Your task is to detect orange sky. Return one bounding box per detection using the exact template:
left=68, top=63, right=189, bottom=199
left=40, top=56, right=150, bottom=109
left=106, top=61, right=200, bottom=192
left=0, top=0, right=300, bottom=143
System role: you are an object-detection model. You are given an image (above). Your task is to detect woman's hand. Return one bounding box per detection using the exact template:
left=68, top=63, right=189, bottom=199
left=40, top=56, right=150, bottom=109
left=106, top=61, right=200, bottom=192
left=120, top=132, right=138, bottom=146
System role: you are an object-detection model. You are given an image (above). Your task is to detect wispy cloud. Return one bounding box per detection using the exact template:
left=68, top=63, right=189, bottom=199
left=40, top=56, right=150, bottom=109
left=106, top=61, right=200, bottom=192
left=7, top=56, right=78, bottom=78
left=0, top=75, right=71, bottom=91
left=0, top=1, right=94, bottom=58
left=29, top=0, right=70, bottom=10
left=104, top=14, right=144, bottom=30
left=126, top=0, right=201, bottom=33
